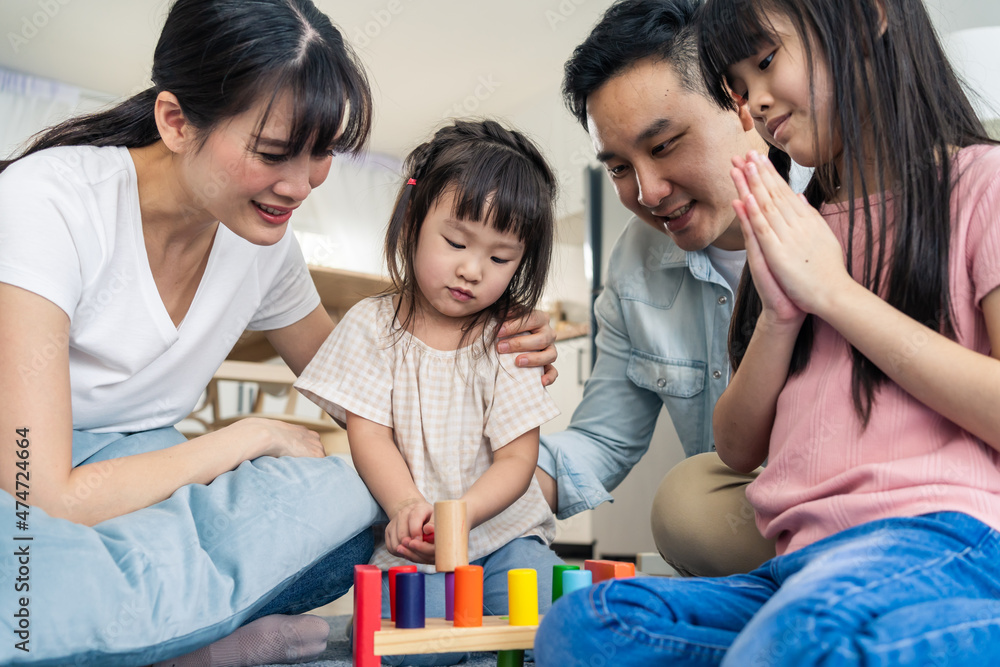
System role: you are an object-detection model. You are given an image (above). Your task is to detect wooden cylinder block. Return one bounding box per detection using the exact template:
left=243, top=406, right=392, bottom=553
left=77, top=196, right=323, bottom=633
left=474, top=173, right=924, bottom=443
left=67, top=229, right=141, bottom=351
left=388, top=565, right=417, bottom=622
left=454, top=565, right=484, bottom=627
left=445, top=571, right=455, bottom=621
left=561, top=569, right=593, bottom=597
left=497, top=649, right=525, bottom=666
left=551, top=564, right=580, bottom=602
left=395, top=572, right=425, bottom=629
left=507, top=568, right=538, bottom=627
left=434, top=500, right=469, bottom=572
left=352, top=565, right=382, bottom=667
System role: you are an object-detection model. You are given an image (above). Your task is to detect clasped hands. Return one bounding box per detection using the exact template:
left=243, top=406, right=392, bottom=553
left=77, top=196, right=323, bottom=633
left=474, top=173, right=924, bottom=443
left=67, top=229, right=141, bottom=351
left=730, top=150, right=852, bottom=324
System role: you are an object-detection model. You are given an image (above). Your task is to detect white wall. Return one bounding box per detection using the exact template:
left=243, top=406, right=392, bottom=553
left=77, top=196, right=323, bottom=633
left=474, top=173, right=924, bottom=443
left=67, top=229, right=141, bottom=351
left=924, top=0, right=1000, bottom=32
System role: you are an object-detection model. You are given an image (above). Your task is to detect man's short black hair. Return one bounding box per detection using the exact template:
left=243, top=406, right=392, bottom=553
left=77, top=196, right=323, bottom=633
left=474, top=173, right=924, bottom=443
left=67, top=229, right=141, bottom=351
left=562, top=0, right=704, bottom=129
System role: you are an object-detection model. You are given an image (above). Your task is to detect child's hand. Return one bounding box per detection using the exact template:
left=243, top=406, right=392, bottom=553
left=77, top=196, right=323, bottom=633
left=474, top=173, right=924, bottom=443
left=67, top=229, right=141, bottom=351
left=731, top=155, right=806, bottom=330
left=734, top=150, right=851, bottom=318
left=386, top=499, right=436, bottom=565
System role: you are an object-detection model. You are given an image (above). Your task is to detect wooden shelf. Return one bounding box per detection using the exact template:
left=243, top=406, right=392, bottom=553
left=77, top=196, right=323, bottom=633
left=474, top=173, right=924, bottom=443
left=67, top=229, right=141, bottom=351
left=308, top=265, right=392, bottom=315
left=227, top=266, right=392, bottom=361
left=554, top=320, right=590, bottom=341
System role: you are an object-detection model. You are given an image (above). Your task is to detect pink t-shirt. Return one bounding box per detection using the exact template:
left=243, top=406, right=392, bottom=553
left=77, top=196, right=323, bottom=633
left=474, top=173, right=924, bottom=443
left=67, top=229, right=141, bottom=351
left=747, top=144, right=1000, bottom=555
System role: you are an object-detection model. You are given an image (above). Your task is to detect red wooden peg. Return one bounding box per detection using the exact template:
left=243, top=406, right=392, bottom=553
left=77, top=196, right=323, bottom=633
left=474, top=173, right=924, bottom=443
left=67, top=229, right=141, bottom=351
left=353, top=564, right=382, bottom=667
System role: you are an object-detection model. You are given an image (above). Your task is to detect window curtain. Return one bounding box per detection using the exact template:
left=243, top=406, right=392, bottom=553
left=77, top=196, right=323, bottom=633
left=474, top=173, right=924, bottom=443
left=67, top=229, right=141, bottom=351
left=0, top=66, right=113, bottom=160
left=293, top=152, right=402, bottom=276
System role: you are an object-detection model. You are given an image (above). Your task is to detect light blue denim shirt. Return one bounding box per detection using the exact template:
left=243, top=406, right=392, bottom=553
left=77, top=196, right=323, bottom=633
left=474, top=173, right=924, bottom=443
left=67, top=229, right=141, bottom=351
left=539, top=217, right=739, bottom=519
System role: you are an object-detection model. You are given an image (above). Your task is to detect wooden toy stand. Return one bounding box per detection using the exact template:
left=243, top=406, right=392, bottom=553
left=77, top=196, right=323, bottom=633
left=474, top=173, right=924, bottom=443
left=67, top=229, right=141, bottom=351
left=353, top=500, right=539, bottom=666
left=352, top=499, right=636, bottom=665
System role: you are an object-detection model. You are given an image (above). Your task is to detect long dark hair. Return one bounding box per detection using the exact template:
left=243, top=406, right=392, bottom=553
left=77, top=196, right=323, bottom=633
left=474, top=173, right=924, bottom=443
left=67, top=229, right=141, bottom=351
left=698, top=0, right=996, bottom=424
left=0, top=0, right=371, bottom=172
left=384, top=119, right=556, bottom=350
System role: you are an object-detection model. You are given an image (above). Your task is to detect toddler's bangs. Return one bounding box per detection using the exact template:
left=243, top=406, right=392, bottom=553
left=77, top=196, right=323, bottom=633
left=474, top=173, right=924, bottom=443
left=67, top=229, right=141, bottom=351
left=447, top=145, right=550, bottom=244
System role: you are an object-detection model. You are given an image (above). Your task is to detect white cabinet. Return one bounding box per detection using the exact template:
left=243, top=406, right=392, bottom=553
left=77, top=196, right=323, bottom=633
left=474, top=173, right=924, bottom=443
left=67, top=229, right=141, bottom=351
left=542, top=336, right=594, bottom=547
left=541, top=335, right=687, bottom=560
left=542, top=336, right=591, bottom=434
left=590, top=411, right=685, bottom=560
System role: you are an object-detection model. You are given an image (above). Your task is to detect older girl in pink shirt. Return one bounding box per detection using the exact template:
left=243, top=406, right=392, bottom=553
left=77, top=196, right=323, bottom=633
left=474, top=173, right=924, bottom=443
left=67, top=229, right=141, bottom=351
left=536, top=0, right=1000, bottom=664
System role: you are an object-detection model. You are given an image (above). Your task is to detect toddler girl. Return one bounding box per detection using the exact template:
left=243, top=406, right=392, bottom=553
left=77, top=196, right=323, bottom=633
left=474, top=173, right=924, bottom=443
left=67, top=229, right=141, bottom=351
left=296, top=119, right=563, bottom=665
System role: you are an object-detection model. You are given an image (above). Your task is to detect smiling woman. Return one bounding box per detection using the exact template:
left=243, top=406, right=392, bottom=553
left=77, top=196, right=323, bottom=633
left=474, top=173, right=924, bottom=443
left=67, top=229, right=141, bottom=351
left=0, top=1, right=563, bottom=664
left=0, top=0, right=387, bottom=665
left=131, top=90, right=338, bottom=252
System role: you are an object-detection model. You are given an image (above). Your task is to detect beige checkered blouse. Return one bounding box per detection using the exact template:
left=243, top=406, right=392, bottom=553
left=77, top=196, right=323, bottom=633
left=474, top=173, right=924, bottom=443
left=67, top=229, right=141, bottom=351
left=295, top=295, right=560, bottom=571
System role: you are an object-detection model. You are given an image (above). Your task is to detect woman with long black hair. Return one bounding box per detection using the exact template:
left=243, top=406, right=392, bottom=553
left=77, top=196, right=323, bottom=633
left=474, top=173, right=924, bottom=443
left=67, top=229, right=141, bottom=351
left=0, top=2, right=555, bottom=665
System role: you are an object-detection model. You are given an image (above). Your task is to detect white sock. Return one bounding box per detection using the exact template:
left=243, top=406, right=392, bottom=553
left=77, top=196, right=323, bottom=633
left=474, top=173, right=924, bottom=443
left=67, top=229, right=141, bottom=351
left=152, top=614, right=330, bottom=667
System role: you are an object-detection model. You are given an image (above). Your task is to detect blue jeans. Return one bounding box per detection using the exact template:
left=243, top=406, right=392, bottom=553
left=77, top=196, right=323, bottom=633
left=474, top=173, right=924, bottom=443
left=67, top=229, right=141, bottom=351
left=380, top=536, right=564, bottom=666
left=535, top=512, right=1000, bottom=666
left=0, top=426, right=381, bottom=666
left=76, top=426, right=375, bottom=622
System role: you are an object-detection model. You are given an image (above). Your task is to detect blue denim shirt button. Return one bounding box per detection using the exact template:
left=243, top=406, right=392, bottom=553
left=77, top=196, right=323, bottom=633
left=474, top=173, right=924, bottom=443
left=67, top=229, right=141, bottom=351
left=657, top=378, right=667, bottom=388
left=718, top=295, right=728, bottom=305
left=713, top=370, right=723, bottom=379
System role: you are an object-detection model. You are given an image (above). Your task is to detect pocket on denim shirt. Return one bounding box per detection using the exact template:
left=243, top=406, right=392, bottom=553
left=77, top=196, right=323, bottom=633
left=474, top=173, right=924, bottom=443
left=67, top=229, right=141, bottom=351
left=626, top=351, right=706, bottom=398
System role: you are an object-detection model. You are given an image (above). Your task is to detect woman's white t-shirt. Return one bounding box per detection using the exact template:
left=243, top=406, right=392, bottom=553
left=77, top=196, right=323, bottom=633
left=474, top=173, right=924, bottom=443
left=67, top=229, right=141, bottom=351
left=0, top=145, right=319, bottom=436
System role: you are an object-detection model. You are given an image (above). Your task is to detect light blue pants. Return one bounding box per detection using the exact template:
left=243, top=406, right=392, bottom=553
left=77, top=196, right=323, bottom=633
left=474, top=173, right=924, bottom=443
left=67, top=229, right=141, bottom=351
left=380, top=536, right=564, bottom=666
left=0, top=426, right=382, bottom=666
left=536, top=512, right=1000, bottom=666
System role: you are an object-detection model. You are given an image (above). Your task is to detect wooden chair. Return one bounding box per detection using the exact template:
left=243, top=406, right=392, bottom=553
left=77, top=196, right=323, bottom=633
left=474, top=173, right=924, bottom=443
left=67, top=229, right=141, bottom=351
left=181, top=267, right=391, bottom=453
left=184, top=360, right=349, bottom=455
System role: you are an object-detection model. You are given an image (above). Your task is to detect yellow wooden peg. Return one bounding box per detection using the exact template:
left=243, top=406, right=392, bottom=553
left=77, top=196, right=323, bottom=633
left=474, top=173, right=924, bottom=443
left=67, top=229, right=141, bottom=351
left=507, top=568, right=538, bottom=627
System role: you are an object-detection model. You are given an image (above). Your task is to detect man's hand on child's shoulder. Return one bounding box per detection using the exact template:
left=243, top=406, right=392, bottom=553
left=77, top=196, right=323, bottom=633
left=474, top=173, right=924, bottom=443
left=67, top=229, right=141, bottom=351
left=497, top=309, right=559, bottom=386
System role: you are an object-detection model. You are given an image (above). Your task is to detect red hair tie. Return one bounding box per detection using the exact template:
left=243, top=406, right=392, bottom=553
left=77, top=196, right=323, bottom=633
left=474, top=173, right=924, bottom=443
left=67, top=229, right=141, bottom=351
left=407, top=178, right=416, bottom=186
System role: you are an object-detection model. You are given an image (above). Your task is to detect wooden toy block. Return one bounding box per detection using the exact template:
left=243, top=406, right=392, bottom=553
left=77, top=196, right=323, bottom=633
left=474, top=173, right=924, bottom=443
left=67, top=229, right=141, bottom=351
left=454, top=565, right=483, bottom=627
left=395, top=572, right=425, bottom=629
left=584, top=559, right=636, bottom=583
left=497, top=649, right=525, bottom=667
left=507, top=568, right=538, bottom=626
left=434, top=500, right=469, bottom=572
left=352, top=564, right=382, bottom=667
left=551, top=564, right=580, bottom=602
left=444, top=571, right=455, bottom=620
left=351, top=502, right=546, bottom=665
left=388, top=565, right=417, bottom=622
left=562, top=569, right=593, bottom=596
left=352, top=564, right=543, bottom=663
left=373, top=616, right=537, bottom=656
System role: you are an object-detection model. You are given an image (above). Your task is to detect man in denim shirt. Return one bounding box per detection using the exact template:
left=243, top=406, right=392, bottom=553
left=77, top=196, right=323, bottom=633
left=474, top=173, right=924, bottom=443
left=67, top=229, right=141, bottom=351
left=535, top=0, right=776, bottom=576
